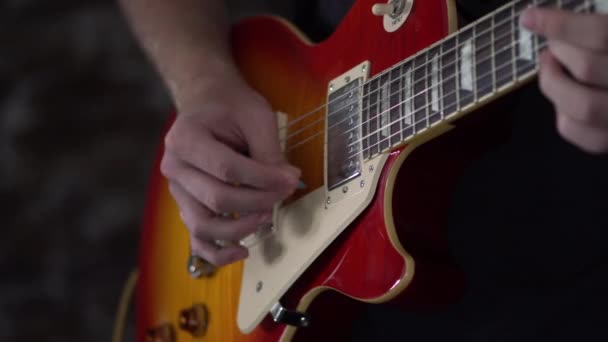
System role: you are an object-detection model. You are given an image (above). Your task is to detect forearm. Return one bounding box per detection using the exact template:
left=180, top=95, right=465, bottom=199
left=118, top=0, right=241, bottom=109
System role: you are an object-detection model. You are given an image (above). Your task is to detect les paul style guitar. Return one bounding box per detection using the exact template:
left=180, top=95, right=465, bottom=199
left=136, top=0, right=608, bottom=341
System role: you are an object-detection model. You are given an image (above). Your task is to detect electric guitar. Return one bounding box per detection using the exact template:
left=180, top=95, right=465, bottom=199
left=136, top=0, right=608, bottom=340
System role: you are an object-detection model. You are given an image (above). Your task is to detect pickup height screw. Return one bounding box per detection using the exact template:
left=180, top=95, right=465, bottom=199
left=256, top=281, right=263, bottom=293
left=329, top=84, right=334, bottom=92
left=362, top=65, right=367, bottom=73
left=369, top=165, right=374, bottom=172
left=345, top=76, right=351, bottom=83
left=326, top=197, right=331, bottom=205
left=342, top=186, right=348, bottom=194
left=360, top=180, right=365, bottom=188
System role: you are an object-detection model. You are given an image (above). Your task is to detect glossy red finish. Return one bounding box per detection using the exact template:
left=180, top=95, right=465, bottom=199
left=136, top=0, right=514, bottom=340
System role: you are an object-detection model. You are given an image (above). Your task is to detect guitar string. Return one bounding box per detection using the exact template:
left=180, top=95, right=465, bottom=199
left=345, top=39, right=548, bottom=153
left=272, top=0, right=520, bottom=133
left=342, top=0, right=594, bottom=159
left=285, top=0, right=592, bottom=158
left=279, top=0, right=591, bottom=148
left=279, top=0, right=532, bottom=143
left=326, top=37, right=554, bottom=164
left=283, top=15, right=538, bottom=148
left=275, top=0, right=589, bottom=141
left=276, top=0, right=591, bottom=136
left=238, top=37, right=551, bottom=251
left=281, top=11, right=526, bottom=145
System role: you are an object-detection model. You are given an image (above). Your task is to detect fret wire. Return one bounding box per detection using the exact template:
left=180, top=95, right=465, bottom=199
left=534, top=0, right=540, bottom=72
left=353, top=39, right=561, bottom=159
left=296, top=18, right=588, bottom=158
left=455, top=33, right=461, bottom=112
left=511, top=3, right=517, bottom=82
left=425, top=51, right=430, bottom=129
left=354, top=29, right=587, bottom=158
left=439, top=45, right=444, bottom=121
left=398, top=64, right=404, bottom=143
left=472, top=21, right=478, bottom=104
left=284, top=0, right=590, bottom=152
left=360, top=62, right=533, bottom=158
left=300, top=6, right=564, bottom=152
left=491, top=13, right=496, bottom=93
left=379, top=75, right=385, bottom=152
left=323, top=2, right=532, bottom=139
left=374, top=78, right=380, bottom=156
left=298, top=2, right=564, bottom=150
left=279, top=0, right=586, bottom=137
left=292, top=0, right=571, bottom=139
left=290, top=0, right=596, bottom=157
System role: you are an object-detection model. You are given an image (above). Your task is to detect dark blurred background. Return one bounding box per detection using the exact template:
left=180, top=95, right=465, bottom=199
left=1, top=0, right=170, bottom=340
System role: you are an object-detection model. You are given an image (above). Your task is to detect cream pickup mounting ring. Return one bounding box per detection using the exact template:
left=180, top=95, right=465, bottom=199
left=372, top=0, right=414, bottom=33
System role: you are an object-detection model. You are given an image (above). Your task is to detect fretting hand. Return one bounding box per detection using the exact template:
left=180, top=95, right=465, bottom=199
left=521, top=6, right=608, bottom=154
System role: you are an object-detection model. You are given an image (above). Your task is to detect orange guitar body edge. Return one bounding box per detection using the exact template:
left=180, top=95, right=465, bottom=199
left=135, top=0, right=515, bottom=340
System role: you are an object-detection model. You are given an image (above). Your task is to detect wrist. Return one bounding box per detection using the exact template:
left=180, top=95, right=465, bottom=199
left=172, top=69, right=248, bottom=113
left=165, top=56, right=245, bottom=111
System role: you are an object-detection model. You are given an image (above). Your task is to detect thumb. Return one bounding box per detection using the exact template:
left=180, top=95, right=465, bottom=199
left=241, top=107, right=301, bottom=184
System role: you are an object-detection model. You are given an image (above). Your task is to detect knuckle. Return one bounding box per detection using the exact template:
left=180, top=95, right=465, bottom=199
left=205, top=190, right=230, bottom=213
left=190, top=220, right=209, bottom=238
left=573, top=55, right=597, bottom=83
left=578, top=93, right=601, bottom=123
left=159, top=155, right=174, bottom=177
left=214, top=160, right=237, bottom=183
left=595, top=19, right=608, bottom=48
left=227, top=221, right=258, bottom=240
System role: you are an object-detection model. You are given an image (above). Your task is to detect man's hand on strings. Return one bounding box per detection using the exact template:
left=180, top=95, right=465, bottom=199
left=521, top=5, right=608, bottom=153
left=161, top=75, right=300, bottom=266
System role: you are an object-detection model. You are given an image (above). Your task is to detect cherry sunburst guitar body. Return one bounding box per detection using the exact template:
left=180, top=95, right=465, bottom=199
left=135, top=0, right=529, bottom=340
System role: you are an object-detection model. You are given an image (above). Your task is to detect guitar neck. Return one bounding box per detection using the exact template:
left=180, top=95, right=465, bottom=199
left=358, top=0, right=606, bottom=160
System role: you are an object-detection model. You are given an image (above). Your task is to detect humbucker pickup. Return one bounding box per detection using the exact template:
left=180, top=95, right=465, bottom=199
left=326, top=77, right=363, bottom=191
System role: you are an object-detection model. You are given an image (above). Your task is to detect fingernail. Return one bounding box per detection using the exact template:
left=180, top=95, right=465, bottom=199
left=520, top=8, right=536, bottom=30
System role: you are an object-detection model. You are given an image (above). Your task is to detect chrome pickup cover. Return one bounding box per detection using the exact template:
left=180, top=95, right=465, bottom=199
left=326, top=77, right=362, bottom=190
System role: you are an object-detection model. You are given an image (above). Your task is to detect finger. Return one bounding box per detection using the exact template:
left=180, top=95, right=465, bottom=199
left=164, top=119, right=298, bottom=192
left=190, top=237, right=249, bottom=267
left=520, top=8, right=608, bottom=52
left=238, top=105, right=302, bottom=177
left=556, top=113, right=608, bottom=154
left=164, top=154, right=284, bottom=213
left=547, top=40, right=608, bottom=88
left=169, top=181, right=272, bottom=241
left=539, top=50, right=608, bottom=128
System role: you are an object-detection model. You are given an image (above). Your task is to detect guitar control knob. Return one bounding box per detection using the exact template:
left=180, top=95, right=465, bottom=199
left=187, top=254, right=216, bottom=278
left=179, top=303, right=209, bottom=337
left=372, top=3, right=395, bottom=16
left=146, top=323, right=175, bottom=342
